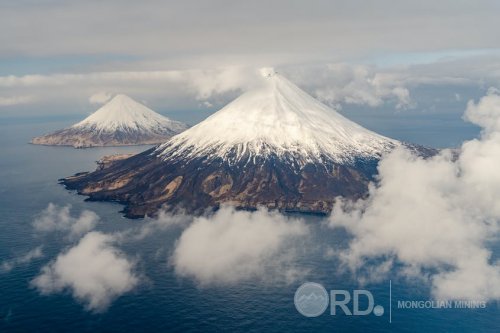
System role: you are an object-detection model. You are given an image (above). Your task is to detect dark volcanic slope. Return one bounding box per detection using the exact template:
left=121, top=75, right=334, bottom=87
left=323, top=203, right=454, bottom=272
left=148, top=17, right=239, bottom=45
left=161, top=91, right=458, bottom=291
left=61, top=148, right=379, bottom=218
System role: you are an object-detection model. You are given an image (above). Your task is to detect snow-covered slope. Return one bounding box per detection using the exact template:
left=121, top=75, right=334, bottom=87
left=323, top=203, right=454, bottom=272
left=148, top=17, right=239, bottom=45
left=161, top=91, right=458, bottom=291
left=32, top=94, right=188, bottom=148
left=72, top=94, right=186, bottom=133
left=157, top=68, right=398, bottom=164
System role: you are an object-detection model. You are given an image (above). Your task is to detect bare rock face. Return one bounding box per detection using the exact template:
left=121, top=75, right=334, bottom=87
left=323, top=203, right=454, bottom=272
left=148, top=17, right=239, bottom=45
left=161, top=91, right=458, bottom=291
left=60, top=70, right=436, bottom=217
left=96, top=154, right=135, bottom=170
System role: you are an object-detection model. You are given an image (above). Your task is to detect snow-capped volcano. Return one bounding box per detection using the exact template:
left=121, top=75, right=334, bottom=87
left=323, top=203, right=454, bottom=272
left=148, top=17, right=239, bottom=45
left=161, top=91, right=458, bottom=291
left=72, top=94, right=186, bottom=133
left=62, top=69, right=433, bottom=217
left=158, top=68, right=397, bottom=163
left=32, top=94, right=188, bottom=148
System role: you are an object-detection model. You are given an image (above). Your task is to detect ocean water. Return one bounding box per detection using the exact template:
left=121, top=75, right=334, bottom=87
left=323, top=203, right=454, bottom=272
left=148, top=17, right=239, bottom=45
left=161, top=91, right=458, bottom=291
left=0, top=119, right=498, bottom=332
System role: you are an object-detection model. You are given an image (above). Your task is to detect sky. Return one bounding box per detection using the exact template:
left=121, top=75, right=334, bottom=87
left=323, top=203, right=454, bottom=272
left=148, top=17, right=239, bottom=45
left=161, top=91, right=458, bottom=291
left=2, top=0, right=500, bottom=147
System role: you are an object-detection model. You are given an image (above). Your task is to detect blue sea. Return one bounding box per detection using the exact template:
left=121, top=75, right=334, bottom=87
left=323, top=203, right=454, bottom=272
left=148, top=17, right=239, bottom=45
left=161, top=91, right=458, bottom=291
left=0, top=118, right=498, bottom=332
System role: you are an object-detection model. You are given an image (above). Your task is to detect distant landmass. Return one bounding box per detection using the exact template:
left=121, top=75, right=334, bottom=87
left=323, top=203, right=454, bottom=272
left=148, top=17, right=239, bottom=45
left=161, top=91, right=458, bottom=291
left=31, top=94, right=188, bottom=148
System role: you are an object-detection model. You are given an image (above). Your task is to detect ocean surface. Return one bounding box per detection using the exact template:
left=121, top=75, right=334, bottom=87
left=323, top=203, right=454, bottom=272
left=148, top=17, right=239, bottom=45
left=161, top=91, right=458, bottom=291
left=0, top=119, right=498, bottom=332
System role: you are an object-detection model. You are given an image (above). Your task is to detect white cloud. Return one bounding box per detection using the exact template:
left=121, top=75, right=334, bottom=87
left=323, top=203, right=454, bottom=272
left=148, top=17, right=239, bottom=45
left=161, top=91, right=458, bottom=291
left=31, top=231, right=139, bottom=312
left=171, top=206, right=309, bottom=286
left=308, top=64, right=414, bottom=109
left=1, top=246, right=43, bottom=273
left=464, top=87, right=500, bottom=134
left=0, top=95, right=34, bottom=106
left=184, top=66, right=257, bottom=101
left=89, top=91, right=113, bottom=105
left=32, top=203, right=99, bottom=240
left=328, top=89, right=500, bottom=302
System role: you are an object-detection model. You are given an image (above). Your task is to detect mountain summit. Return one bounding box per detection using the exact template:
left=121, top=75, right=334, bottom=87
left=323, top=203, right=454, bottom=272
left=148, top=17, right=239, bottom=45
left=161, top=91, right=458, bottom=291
left=32, top=94, right=188, bottom=148
left=157, top=68, right=397, bottom=164
left=62, top=70, right=431, bottom=217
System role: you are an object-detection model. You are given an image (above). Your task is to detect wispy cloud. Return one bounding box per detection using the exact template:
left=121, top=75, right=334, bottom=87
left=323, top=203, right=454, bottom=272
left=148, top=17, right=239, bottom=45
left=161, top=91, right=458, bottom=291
left=0, top=95, right=34, bottom=106
left=1, top=246, right=43, bottom=273
left=88, top=91, right=113, bottom=105
left=33, top=203, right=99, bottom=241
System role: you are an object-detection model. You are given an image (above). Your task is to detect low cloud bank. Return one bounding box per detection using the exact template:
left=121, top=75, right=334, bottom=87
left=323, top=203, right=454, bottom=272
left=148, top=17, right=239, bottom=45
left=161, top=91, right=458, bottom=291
left=0, top=64, right=418, bottom=113
left=329, top=89, right=500, bottom=302
left=31, top=231, right=138, bottom=312
left=171, top=206, right=309, bottom=286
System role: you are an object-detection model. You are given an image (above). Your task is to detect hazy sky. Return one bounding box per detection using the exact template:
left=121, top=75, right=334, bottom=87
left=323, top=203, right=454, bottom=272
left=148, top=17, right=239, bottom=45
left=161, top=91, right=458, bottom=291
left=1, top=0, right=500, bottom=147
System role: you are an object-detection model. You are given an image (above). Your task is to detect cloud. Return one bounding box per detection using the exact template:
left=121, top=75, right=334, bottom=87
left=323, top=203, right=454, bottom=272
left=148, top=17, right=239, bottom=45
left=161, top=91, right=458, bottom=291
left=293, top=64, right=413, bottom=109
left=328, top=89, right=500, bottom=302
left=0, top=63, right=429, bottom=114
left=32, top=203, right=99, bottom=240
left=89, top=91, right=113, bottom=105
left=1, top=56, right=500, bottom=118
left=31, top=231, right=139, bottom=312
left=171, top=206, right=309, bottom=286
left=464, top=87, right=500, bottom=134
left=126, top=209, right=191, bottom=241
left=0, top=1, right=498, bottom=61
left=0, top=64, right=414, bottom=110
left=0, top=95, right=34, bottom=106
left=1, top=246, right=43, bottom=273
left=0, top=67, right=255, bottom=114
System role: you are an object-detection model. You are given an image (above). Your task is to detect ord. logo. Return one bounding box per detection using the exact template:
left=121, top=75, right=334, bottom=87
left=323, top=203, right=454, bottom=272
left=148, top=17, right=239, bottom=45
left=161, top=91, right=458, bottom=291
left=294, top=282, right=329, bottom=317
left=294, top=282, right=385, bottom=317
